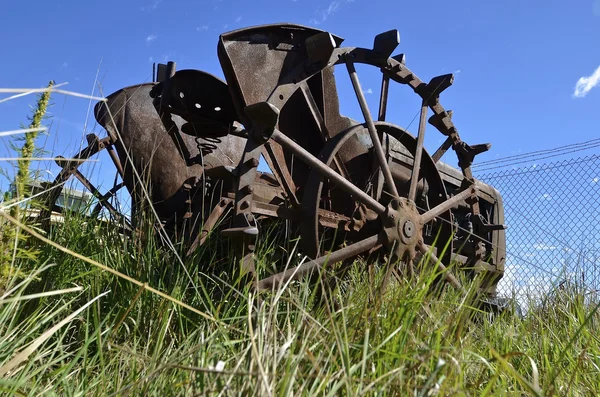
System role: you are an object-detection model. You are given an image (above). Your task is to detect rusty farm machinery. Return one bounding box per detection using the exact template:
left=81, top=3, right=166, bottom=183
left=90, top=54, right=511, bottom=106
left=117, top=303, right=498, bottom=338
left=39, top=23, right=507, bottom=304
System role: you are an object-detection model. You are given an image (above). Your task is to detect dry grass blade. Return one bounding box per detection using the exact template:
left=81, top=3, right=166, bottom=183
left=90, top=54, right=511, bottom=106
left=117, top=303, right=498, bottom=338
left=0, top=263, right=57, bottom=300
left=0, top=286, right=83, bottom=304
left=0, top=128, right=48, bottom=137
left=0, top=82, right=69, bottom=103
left=0, top=87, right=106, bottom=102
left=0, top=290, right=110, bottom=377
left=0, top=157, right=98, bottom=162
left=0, top=209, right=218, bottom=324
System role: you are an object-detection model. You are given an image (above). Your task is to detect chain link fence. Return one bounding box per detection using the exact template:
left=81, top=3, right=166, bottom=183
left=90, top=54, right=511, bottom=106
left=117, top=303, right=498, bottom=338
left=475, top=155, right=600, bottom=306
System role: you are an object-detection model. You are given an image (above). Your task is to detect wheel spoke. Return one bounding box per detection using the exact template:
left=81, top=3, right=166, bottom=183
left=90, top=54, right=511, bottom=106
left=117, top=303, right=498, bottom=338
left=408, top=101, right=427, bottom=202
left=345, top=58, right=399, bottom=198
left=373, top=74, right=391, bottom=202
left=271, top=129, right=386, bottom=215
left=420, top=186, right=475, bottom=225
left=378, top=74, right=390, bottom=122
left=256, top=233, right=382, bottom=291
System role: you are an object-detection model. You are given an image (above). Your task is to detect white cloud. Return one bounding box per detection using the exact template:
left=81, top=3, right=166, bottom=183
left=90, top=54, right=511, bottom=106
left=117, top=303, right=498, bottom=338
left=141, top=0, right=161, bottom=11
left=533, top=243, right=558, bottom=251
left=146, top=34, right=158, bottom=45
left=197, top=25, right=209, bottom=31
left=148, top=56, right=154, bottom=63
left=539, top=193, right=552, bottom=200
left=365, top=88, right=373, bottom=94
left=573, top=64, right=600, bottom=98
left=61, top=62, right=68, bottom=70
left=235, top=16, right=242, bottom=23
left=592, top=177, right=599, bottom=184
left=310, top=0, right=353, bottom=25
left=454, top=69, right=461, bottom=75
left=594, top=0, right=600, bottom=16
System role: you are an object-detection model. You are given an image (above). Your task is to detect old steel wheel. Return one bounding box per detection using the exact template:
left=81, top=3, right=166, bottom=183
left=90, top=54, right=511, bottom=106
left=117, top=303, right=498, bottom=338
left=301, top=122, right=454, bottom=277
left=254, top=29, right=493, bottom=293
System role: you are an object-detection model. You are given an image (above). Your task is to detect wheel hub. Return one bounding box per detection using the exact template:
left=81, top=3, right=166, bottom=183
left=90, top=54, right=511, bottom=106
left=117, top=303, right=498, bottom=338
left=381, top=197, right=422, bottom=261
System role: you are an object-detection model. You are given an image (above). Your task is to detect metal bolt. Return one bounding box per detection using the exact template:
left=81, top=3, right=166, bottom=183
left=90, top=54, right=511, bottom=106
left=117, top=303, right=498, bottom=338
left=403, top=220, right=415, bottom=238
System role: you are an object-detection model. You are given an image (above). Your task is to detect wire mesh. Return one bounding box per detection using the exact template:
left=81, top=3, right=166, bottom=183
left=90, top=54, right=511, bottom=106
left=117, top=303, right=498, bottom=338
left=476, top=154, right=600, bottom=305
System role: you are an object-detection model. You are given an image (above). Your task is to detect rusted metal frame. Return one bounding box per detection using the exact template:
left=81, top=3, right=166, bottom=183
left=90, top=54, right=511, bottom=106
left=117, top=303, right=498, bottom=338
left=186, top=197, right=233, bottom=256
left=256, top=233, right=382, bottom=291
left=420, top=185, right=475, bottom=225
left=325, top=47, right=484, bottom=281
left=259, top=62, right=353, bottom=190
left=270, top=129, right=386, bottom=215
left=318, top=209, right=352, bottom=231
left=420, top=97, right=480, bottom=216
left=298, top=82, right=351, bottom=181
left=40, top=136, right=112, bottom=220
left=90, top=181, right=126, bottom=219
left=224, top=139, right=262, bottom=235
left=64, top=166, right=132, bottom=231
left=344, top=57, right=399, bottom=199
left=158, top=107, right=195, bottom=167
left=408, top=101, right=428, bottom=202
left=105, top=143, right=125, bottom=179
left=261, top=141, right=300, bottom=207
left=151, top=63, right=200, bottom=168
left=378, top=75, right=390, bottom=122
left=299, top=82, right=330, bottom=138
left=371, top=72, right=391, bottom=202
left=331, top=48, right=473, bottom=195
left=375, top=52, right=485, bottom=256
left=223, top=188, right=351, bottom=230
left=432, top=137, right=453, bottom=163
left=220, top=126, right=267, bottom=276
left=250, top=199, right=298, bottom=221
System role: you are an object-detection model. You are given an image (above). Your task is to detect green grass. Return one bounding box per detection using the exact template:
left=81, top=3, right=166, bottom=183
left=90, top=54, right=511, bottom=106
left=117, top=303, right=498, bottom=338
left=1, top=87, right=599, bottom=396
left=0, top=206, right=599, bottom=396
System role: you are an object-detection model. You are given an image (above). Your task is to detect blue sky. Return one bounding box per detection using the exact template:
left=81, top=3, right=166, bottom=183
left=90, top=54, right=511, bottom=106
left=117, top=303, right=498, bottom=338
left=1, top=0, right=599, bottom=187
left=1, top=0, right=599, bottom=300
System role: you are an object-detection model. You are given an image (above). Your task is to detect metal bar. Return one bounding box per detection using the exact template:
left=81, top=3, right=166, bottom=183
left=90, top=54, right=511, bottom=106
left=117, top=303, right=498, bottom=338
left=105, top=144, right=125, bottom=179
left=420, top=186, right=475, bottom=225
left=262, top=142, right=300, bottom=207
left=432, top=136, right=453, bottom=163
left=71, top=168, right=132, bottom=230
left=186, top=198, right=232, bottom=256
left=300, top=83, right=329, bottom=138
left=408, top=101, right=427, bottom=202
left=91, top=181, right=125, bottom=218
left=418, top=243, right=465, bottom=292
left=256, top=234, right=382, bottom=291
left=271, top=129, right=386, bottom=215
left=378, top=74, right=390, bottom=122
left=299, top=83, right=350, bottom=181
left=345, top=58, right=399, bottom=199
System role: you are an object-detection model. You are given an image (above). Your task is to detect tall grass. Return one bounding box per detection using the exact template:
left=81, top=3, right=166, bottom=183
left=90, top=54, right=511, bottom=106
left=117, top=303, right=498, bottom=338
left=1, top=89, right=599, bottom=396
left=1, top=195, right=599, bottom=395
